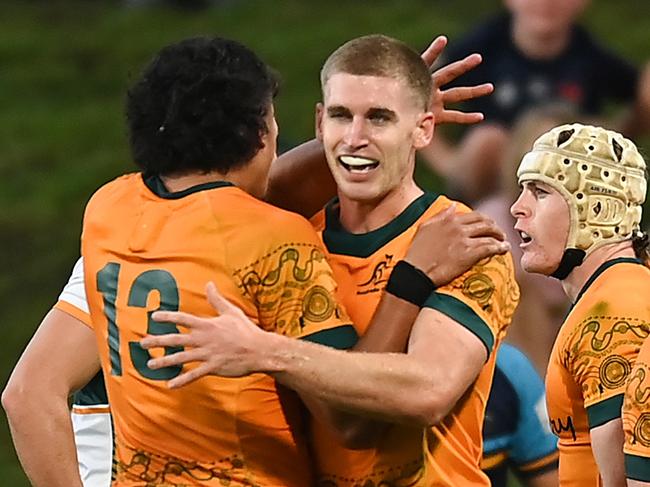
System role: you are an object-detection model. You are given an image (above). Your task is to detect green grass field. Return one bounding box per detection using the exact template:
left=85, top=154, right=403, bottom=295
left=1, top=1, right=648, bottom=484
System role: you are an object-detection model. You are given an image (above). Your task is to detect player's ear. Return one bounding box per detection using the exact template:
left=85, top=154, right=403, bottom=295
left=413, top=111, right=435, bottom=149
left=315, top=103, right=324, bottom=142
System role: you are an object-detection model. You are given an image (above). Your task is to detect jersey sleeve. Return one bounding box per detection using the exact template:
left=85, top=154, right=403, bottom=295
left=501, top=345, right=559, bottom=476
left=423, top=252, right=519, bottom=358
left=54, top=257, right=92, bottom=327
left=231, top=213, right=357, bottom=350
left=566, top=304, right=646, bottom=429
left=623, top=340, right=650, bottom=482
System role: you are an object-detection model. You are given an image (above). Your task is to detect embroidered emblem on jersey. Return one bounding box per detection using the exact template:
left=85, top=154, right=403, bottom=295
left=448, top=254, right=518, bottom=320
left=115, top=446, right=260, bottom=486
left=599, top=355, right=632, bottom=389
left=357, top=254, right=394, bottom=295
left=461, top=273, right=495, bottom=308
left=624, top=361, right=650, bottom=448
left=233, top=243, right=342, bottom=335
left=563, top=316, right=648, bottom=400
left=303, top=285, right=335, bottom=322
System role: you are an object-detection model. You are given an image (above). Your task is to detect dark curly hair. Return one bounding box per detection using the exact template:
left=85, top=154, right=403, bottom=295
left=126, top=37, right=279, bottom=176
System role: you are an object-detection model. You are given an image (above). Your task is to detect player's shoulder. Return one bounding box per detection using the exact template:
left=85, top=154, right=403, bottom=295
left=222, top=191, right=321, bottom=245
left=578, top=258, right=650, bottom=311
left=85, top=173, right=143, bottom=213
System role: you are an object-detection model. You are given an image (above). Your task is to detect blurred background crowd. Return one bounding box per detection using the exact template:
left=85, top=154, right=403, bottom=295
left=1, top=1, right=648, bottom=485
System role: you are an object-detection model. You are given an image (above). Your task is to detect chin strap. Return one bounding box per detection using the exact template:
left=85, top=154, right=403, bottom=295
left=550, top=248, right=586, bottom=280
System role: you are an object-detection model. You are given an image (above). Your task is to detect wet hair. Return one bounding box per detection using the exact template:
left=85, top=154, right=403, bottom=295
left=126, top=36, right=279, bottom=176
left=633, top=230, right=650, bottom=266
left=320, top=34, right=432, bottom=110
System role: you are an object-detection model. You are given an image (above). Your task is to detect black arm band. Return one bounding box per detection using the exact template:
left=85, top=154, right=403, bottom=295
left=385, top=260, right=437, bottom=307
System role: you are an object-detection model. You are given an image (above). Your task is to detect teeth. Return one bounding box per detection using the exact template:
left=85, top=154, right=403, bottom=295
left=519, top=231, right=532, bottom=242
left=340, top=156, right=378, bottom=167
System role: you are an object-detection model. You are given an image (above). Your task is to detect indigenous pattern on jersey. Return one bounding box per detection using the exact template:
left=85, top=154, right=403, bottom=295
left=310, top=192, right=519, bottom=487
left=545, top=258, right=650, bottom=486
left=623, top=333, right=650, bottom=481
left=81, top=173, right=356, bottom=487
left=481, top=344, right=558, bottom=487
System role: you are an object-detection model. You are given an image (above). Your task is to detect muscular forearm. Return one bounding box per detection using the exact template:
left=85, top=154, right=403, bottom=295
left=258, top=332, right=444, bottom=426
left=265, top=139, right=336, bottom=218
left=314, top=294, right=420, bottom=447
left=3, top=388, right=83, bottom=487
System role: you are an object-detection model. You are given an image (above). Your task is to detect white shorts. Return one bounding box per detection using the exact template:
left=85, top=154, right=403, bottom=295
left=71, top=408, right=113, bottom=487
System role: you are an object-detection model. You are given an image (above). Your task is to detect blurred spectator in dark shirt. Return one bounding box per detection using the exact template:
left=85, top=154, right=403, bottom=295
left=422, top=0, right=650, bottom=204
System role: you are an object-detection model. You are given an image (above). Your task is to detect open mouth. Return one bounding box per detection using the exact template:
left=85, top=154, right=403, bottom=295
left=518, top=230, right=532, bottom=245
left=338, top=155, right=380, bottom=173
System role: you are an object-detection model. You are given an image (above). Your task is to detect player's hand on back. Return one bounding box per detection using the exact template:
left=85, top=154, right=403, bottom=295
left=141, top=282, right=266, bottom=387
left=421, top=35, right=493, bottom=125
left=405, top=204, right=509, bottom=287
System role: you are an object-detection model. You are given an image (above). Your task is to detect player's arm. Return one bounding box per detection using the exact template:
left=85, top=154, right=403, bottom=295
left=591, top=419, right=627, bottom=486
left=1, top=307, right=100, bottom=487
left=143, top=285, right=490, bottom=427
left=264, top=36, right=493, bottom=218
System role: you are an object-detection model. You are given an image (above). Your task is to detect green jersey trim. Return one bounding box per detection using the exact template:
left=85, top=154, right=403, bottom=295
left=322, top=192, right=439, bottom=257
left=73, top=372, right=108, bottom=406
left=143, top=174, right=234, bottom=199
left=301, top=324, right=358, bottom=350
left=586, top=393, right=624, bottom=428
left=625, top=454, right=650, bottom=481
left=424, top=292, right=494, bottom=357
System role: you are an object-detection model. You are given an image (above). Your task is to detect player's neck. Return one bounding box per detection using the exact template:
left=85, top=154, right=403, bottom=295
left=511, top=20, right=572, bottom=60
left=159, top=171, right=229, bottom=192
left=337, top=180, right=423, bottom=234
left=561, top=241, right=636, bottom=302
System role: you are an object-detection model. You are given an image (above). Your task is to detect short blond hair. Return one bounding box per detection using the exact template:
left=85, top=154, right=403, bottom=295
left=320, top=34, right=432, bottom=110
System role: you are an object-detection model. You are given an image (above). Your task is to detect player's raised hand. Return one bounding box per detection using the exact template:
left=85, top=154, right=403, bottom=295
left=141, top=282, right=267, bottom=387
left=405, top=204, right=509, bottom=287
left=421, top=35, right=493, bottom=125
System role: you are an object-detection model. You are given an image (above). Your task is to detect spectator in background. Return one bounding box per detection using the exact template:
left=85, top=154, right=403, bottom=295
left=422, top=0, right=650, bottom=204
left=482, top=343, right=558, bottom=487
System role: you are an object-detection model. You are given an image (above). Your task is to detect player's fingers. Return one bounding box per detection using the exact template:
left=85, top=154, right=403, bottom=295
left=436, top=110, right=484, bottom=125
left=470, top=238, right=511, bottom=256
left=441, top=84, right=493, bottom=104
left=464, top=221, right=507, bottom=241
left=152, top=310, right=204, bottom=329
left=432, top=53, right=482, bottom=86
left=420, top=35, right=447, bottom=68
left=206, top=281, right=238, bottom=316
left=140, top=333, right=193, bottom=350
left=147, top=349, right=201, bottom=370
left=168, top=362, right=214, bottom=389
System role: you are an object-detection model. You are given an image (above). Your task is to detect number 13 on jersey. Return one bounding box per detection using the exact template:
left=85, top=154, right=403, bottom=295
left=97, top=262, right=184, bottom=380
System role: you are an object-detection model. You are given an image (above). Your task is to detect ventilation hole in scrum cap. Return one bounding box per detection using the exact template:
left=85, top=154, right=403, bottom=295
left=612, top=138, right=624, bottom=162
left=593, top=201, right=602, bottom=215
left=557, top=129, right=575, bottom=146
left=564, top=158, right=571, bottom=165
left=589, top=145, right=595, bottom=151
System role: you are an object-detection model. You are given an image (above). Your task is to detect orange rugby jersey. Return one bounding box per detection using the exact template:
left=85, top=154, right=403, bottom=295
left=81, top=173, right=357, bottom=487
left=621, top=267, right=650, bottom=483
left=309, top=192, right=520, bottom=487
left=545, top=258, right=650, bottom=486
